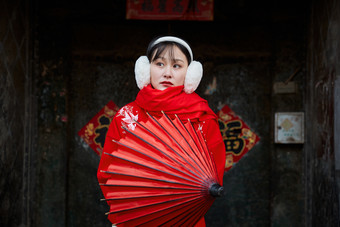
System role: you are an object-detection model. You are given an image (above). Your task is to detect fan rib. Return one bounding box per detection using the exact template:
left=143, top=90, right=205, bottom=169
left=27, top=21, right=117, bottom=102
left=100, top=183, right=204, bottom=193
left=109, top=195, right=207, bottom=226
left=187, top=118, right=219, bottom=183
left=101, top=191, right=193, bottom=202
left=175, top=115, right=215, bottom=179
left=144, top=112, right=209, bottom=180
left=185, top=119, right=217, bottom=182
left=135, top=198, right=209, bottom=227
left=106, top=194, right=199, bottom=215
left=130, top=119, right=204, bottom=180
left=169, top=197, right=214, bottom=226
left=162, top=112, right=213, bottom=180
left=105, top=139, right=203, bottom=185
left=119, top=126, right=205, bottom=184
left=101, top=170, right=202, bottom=189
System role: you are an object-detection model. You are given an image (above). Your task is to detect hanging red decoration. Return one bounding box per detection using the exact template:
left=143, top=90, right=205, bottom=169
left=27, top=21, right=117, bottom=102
left=78, top=101, right=119, bottom=156
left=218, top=105, right=260, bottom=172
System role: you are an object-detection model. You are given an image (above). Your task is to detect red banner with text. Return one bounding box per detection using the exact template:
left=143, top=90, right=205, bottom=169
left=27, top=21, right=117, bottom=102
left=126, top=0, right=214, bottom=21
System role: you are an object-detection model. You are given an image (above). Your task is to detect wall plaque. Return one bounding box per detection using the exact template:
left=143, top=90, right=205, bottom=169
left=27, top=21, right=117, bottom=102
left=275, top=112, right=304, bottom=144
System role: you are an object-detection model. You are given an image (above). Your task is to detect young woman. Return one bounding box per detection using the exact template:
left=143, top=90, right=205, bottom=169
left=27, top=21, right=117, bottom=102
left=97, top=36, right=226, bottom=227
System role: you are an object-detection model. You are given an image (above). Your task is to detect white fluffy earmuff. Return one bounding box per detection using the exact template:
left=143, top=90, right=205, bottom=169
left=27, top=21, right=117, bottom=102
left=184, top=60, right=203, bottom=94
left=135, top=56, right=150, bottom=90
left=134, top=36, right=203, bottom=94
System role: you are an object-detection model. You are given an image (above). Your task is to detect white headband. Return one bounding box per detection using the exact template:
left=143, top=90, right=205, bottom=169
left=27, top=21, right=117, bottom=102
left=151, top=36, right=193, bottom=62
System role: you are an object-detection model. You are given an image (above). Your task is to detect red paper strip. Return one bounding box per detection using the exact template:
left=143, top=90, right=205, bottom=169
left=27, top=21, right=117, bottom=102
left=126, top=0, right=214, bottom=21
left=218, top=105, right=260, bottom=172
left=78, top=101, right=119, bottom=156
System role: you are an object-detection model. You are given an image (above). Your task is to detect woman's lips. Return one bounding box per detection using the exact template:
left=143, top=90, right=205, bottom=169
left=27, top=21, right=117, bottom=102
left=160, top=81, right=173, bottom=87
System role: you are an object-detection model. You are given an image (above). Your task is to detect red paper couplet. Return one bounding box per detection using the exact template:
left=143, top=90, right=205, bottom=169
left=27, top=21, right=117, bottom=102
left=218, top=105, right=260, bottom=172
left=78, top=101, right=119, bottom=156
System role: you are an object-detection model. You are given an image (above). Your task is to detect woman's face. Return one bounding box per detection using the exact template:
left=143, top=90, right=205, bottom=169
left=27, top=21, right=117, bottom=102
left=150, top=45, right=189, bottom=91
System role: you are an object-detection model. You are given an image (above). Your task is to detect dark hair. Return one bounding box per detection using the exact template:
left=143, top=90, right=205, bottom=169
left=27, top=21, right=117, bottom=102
left=146, top=38, right=191, bottom=64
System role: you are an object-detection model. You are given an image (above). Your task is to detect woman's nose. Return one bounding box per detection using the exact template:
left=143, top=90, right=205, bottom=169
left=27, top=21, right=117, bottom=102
left=163, top=66, right=172, bottom=78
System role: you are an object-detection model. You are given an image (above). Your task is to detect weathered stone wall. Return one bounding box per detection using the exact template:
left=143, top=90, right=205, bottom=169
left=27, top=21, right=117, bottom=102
left=306, top=0, right=340, bottom=226
left=270, top=18, right=307, bottom=226
left=0, top=0, right=32, bottom=226
left=34, top=15, right=71, bottom=226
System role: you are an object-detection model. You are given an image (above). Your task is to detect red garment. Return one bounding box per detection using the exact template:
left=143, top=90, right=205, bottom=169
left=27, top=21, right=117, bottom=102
left=97, top=85, right=226, bottom=226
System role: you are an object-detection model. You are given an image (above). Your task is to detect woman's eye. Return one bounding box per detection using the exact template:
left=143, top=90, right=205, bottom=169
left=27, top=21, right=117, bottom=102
left=156, top=62, right=164, bottom=66
left=173, top=64, right=181, bottom=69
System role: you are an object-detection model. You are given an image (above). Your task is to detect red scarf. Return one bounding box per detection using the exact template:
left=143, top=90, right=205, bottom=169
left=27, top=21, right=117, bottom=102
left=135, top=84, right=217, bottom=122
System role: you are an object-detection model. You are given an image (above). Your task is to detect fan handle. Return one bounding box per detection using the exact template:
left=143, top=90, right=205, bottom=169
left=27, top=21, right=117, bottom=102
left=209, top=183, right=224, bottom=197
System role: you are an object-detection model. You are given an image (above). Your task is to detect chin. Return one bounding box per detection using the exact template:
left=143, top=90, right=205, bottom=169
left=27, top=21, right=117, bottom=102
left=152, top=84, right=171, bottom=91
left=159, top=87, right=169, bottom=91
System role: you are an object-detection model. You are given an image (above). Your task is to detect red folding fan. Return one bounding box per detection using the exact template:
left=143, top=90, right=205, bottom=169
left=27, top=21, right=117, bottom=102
left=99, top=112, right=224, bottom=226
